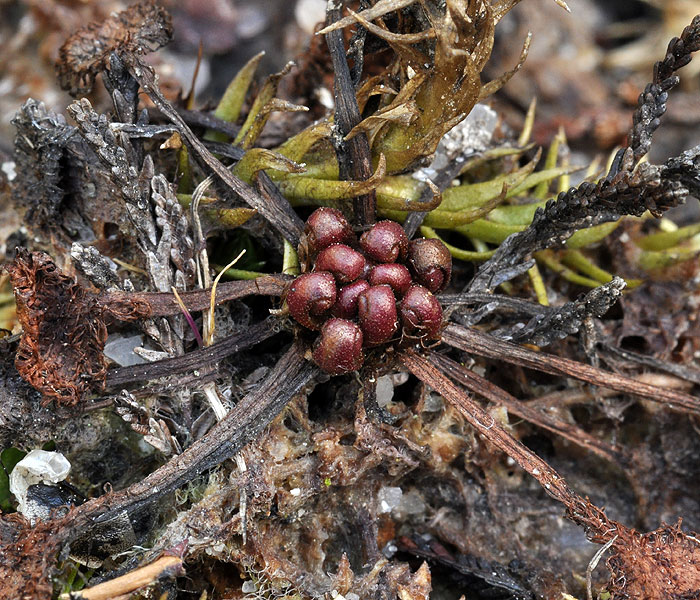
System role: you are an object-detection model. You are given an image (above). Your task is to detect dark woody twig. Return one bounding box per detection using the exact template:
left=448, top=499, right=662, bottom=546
left=325, top=1, right=376, bottom=227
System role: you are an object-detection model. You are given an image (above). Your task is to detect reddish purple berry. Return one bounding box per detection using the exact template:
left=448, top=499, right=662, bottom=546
left=314, top=244, right=366, bottom=284
left=359, top=220, right=408, bottom=263
left=400, top=284, right=443, bottom=339
left=312, top=318, right=364, bottom=375
left=407, top=238, right=452, bottom=293
left=286, top=272, right=337, bottom=330
left=332, top=279, right=370, bottom=319
left=369, top=263, right=412, bottom=297
left=304, top=207, right=355, bottom=252
left=357, top=285, right=399, bottom=346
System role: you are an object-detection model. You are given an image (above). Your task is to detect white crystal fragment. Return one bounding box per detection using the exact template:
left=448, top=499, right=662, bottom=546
left=397, top=489, right=426, bottom=515
left=104, top=334, right=147, bottom=366
left=9, top=450, right=71, bottom=518
left=1, top=161, right=16, bottom=181
left=375, top=375, right=395, bottom=407
left=295, top=0, right=327, bottom=33
left=377, top=486, right=402, bottom=513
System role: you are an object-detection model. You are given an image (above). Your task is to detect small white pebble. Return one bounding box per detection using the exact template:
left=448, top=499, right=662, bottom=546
left=290, top=487, right=301, bottom=496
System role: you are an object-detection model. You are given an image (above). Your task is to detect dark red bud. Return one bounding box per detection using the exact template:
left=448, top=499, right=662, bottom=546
left=304, top=207, right=355, bottom=252
left=357, top=285, right=399, bottom=346
left=407, top=238, right=452, bottom=293
left=359, top=220, right=408, bottom=263
left=332, top=279, right=370, bottom=319
left=286, top=272, right=337, bottom=329
left=312, top=318, right=364, bottom=375
left=314, top=244, right=366, bottom=284
left=400, top=284, right=443, bottom=339
left=369, top=263, right=412, bottom=297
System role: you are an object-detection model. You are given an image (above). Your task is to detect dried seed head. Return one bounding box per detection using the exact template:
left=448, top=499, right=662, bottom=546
left=332, top=279, right=370, bottom=319
left=359, top=220, right=408, bottom=263
left=357, top=285, right=399, bottom=346
left=312, top=318, right=364, bottom=375
left=369, top=263, right=412, bottom=297
left=314, top=244, right=367, bottom=284
left=407, top=238, right=452, bottom=293
left=286, top=272, right=337, bottom=330
left=304, top=207, right=355, bottom=252
left=400, top=284, right=443, bottom=339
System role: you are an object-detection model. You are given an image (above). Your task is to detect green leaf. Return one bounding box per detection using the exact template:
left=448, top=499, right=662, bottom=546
left=1, top=447, right=26, bottom=474
left=456, top=220, right=523, bottom=244
left=438, top=153, right=539, bottom=213
left=420, top=227, right=495, bottom=261
left=636, top=222, right=700, bottom=251
left=235, top=64, right=295, bottom=148
left=232, top=148, right=305, bottom=183
left=0, top=447, right=27, bottom=512
left=533, top=127, right=566, bottom=199
left=207, top=51, right=265, bottom=142
left=566, top=221, right=620, bottom=249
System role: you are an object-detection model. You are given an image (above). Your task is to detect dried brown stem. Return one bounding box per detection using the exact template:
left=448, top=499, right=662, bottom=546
left=442, top=323, right=700, bottom=414
left=105, top=317, right=278, bottom=387
left=99, top=275, right=291, bottom=319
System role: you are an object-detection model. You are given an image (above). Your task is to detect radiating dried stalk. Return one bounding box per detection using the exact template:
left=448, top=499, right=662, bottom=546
left=441, top=323, right=700, bottom=414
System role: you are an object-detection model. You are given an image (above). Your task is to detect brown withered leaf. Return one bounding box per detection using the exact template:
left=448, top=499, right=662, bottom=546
left=56, top=0, right=173, bottom=95
left=5, top=249, right=107, bottom=405
left=606, top=520, right=700, bottom=600
left=0, top=512, right=67, bottom=599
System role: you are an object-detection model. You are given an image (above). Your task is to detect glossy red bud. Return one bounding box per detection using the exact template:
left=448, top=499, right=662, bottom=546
left=286, top=272, right=337, bottom=330
left=332, top=279, right=370, bottom=319
left=314, top=244, right=366, bottom=284
left=400, top=284, right=443, bottom=339
left=357, top=285, right=399, bottom=346
left=312, top=318, right=364, bottom=375
left=304, top=207, right=355, bottom=252
left=407, top=238, right=452, bottom=293
left=369, top=263, right=412, bottom=297
left=359, top=220, right=408, bottom=263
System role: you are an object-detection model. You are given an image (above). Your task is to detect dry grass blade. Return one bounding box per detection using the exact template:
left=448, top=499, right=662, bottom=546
left=58, top=554, right=184, bottom=600
left=316, top=0, right=418, bottom=35
left=442, top=323, right=700, bottom=414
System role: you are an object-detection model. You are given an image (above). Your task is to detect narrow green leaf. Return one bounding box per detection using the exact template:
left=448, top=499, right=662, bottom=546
left=208, top=51, right=265, bottom=142
left=420, top=227, right=495, bottom=261
left=566, top=221, right=620, bottom=249
left=0, top=447, right=27, bottom=512
left=636, top=222, right=700, bottom=251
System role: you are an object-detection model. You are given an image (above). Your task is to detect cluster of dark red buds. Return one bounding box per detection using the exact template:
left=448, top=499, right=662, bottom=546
left=286, top=208, right=452, bottom=375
